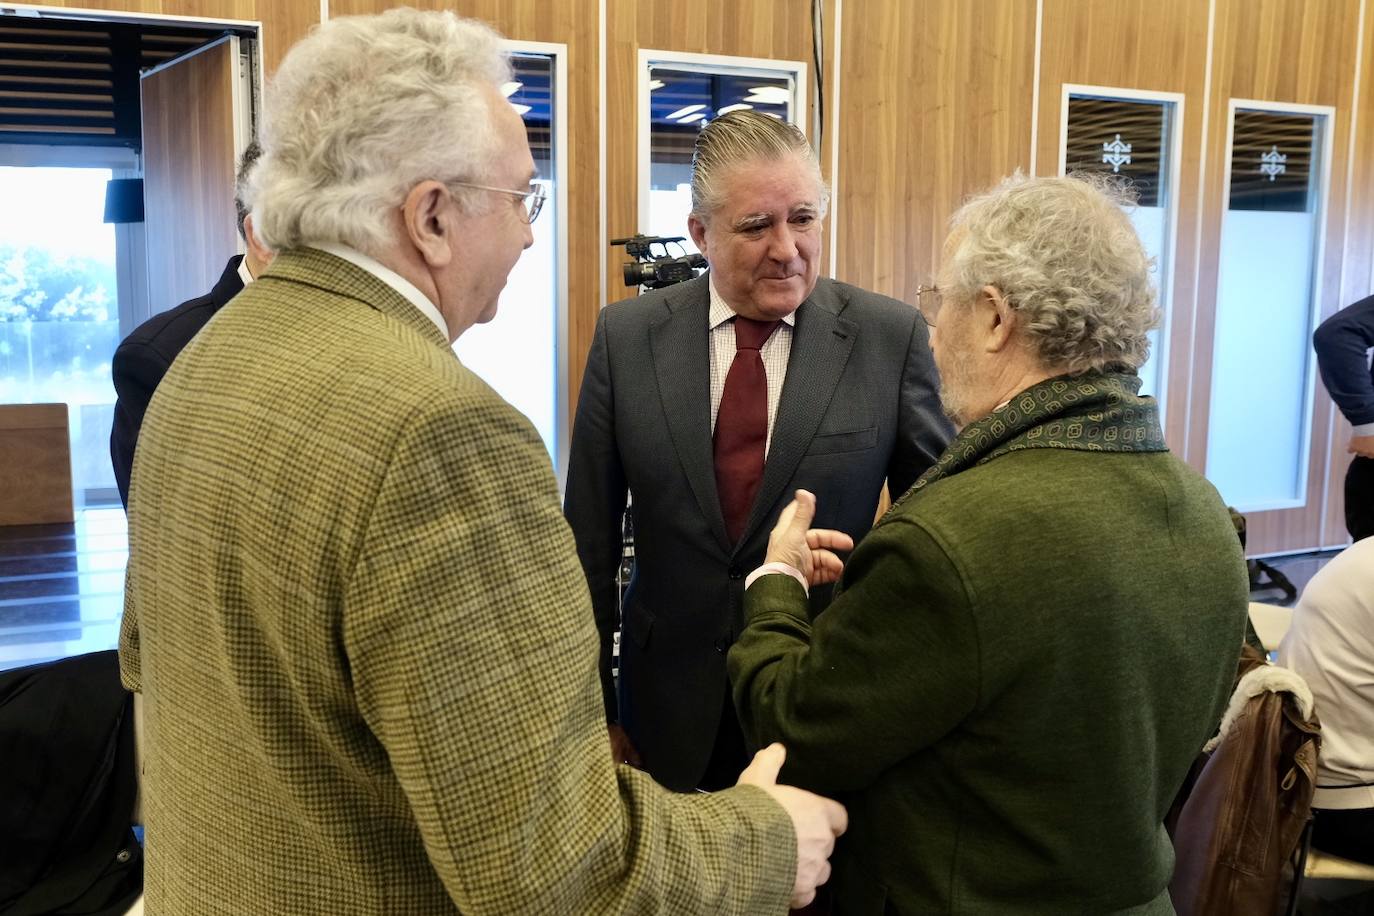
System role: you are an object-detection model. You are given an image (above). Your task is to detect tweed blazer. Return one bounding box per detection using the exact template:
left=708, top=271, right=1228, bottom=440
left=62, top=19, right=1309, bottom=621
left=119, top=248, right=795, bottom=914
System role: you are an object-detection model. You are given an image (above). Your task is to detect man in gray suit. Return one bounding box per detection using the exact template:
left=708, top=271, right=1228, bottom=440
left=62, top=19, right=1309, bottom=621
left=565, top=111, right=951, bottom=792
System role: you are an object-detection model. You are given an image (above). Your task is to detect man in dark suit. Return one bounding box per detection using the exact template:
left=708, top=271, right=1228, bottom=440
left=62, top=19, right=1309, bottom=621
left=1314, top=295, right=1374, bottom=541
left=565, top=110, right=952, bottom=792
left=109, top=142, right=273, bottom=507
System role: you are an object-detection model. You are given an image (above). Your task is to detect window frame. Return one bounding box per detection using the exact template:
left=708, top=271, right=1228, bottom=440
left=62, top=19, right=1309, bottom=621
left=636, top=48, right=809, bottom=234
left=1057, top=84, right=1185, bottom=419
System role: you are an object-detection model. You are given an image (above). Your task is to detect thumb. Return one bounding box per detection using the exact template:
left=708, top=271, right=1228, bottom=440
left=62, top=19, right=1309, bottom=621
left=737, top=742, right=787, bottom=787
left=786, top=490, right=817, bottom=536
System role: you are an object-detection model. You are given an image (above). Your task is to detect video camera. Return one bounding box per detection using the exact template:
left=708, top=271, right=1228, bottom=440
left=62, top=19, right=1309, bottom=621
left=611, top=234, right=708, bottom=289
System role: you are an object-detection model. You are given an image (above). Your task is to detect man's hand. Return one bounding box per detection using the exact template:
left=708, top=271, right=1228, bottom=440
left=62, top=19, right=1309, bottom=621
left=607, top=723, right=642, bottom=767
left=765, top=490, right=855, bottom=587
left=1349, top=435, right=1374, bottom=459
left=738, top=743, right=847, bottom=909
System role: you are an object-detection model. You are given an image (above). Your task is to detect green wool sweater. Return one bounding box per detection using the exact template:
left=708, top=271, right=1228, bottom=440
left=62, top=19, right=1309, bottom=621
left=730, top=374, right=1249, bottom=915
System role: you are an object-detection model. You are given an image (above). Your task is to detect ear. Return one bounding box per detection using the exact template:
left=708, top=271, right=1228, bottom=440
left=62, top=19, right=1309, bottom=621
left=401, top=180, right=456, bottom=270
left=687, top=214, right=709, bottom=259
left=242, top=214, right=273, bottom=268
left=978, top=285, right=1018, bottom=354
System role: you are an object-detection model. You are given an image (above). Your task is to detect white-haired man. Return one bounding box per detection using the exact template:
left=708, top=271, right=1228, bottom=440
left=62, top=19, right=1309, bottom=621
left=118, top=11, right=843, bottom=914
left=565, top=110, right=951, bottom=793
left=730, top=174, right=1249, bottom=913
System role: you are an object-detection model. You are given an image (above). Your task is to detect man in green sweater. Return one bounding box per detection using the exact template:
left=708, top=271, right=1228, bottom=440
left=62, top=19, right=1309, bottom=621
left=730, top=174, right=1249, bottom=914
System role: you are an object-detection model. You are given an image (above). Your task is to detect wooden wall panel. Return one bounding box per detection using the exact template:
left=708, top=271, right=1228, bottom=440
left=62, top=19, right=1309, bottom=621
left=832, top=0, right=1037, bottom=304
left=141, top=38, right=240, bottom=313
left=1322, top=0, right=1374, bottom=548
left=1189, top=0, right=1363, bottom=554
left=329, top=0, right=600, bottom=424
left=36, top=1, right=315, bottom=73
left=1035, top=0, right=1211, bottom=451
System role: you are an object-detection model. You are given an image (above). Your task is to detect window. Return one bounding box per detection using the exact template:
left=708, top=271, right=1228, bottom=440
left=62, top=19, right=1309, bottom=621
left=0, top=148, right=139, bottom=506
left=1061, top=87, right=1183, bottom=405
left=451, top=47, right=567, bottom=476
left=639, top=50, right=808, bottom=252
left=1205, top=102, right=1333, bottom=511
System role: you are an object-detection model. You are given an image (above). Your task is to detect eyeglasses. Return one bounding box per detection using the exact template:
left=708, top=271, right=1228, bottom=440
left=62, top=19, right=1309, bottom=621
left=448, top=180, right=547, bottom=224
left=915, top=283, right=943, bottom=328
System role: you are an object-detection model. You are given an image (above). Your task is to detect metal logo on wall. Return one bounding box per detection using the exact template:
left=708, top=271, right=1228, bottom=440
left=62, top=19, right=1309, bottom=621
left=1260, top=145, right=1287, bottom=181
left=1102, top=134, right=1132, bottom=172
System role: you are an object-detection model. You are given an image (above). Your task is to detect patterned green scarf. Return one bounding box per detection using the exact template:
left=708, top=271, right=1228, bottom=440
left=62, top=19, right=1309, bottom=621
left=885, top=371, right=1167, bottom=520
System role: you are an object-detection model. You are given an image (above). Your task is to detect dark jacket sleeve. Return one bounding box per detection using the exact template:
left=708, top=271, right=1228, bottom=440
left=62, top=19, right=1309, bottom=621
left=109, top=340, right=172, bottom=509
left=886, top=312, right=953, bottom=499
left=563, top=309, right=630, bottom=721
left=1313, top=295, right=1374, bottom=428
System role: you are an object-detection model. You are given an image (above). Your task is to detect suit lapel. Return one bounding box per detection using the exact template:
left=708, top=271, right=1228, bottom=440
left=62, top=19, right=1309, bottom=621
left=740, top=282, right=858, bottom=550
left=649, top=276, right=733, bottom=554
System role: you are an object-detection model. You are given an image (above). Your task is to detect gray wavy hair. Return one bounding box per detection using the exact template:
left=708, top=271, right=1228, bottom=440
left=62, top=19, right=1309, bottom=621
left=946, top=172, right=1160, bottom=375
left=689, top=109, right=830, bottom=220
left=249, top=9, right=510, bottom=255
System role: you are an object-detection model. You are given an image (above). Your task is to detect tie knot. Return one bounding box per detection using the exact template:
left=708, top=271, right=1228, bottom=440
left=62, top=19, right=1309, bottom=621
left=733, top=316, right=780, bottom=351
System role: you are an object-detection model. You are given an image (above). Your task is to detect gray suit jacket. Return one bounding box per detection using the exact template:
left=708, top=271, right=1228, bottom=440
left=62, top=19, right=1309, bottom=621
left=564, top=273, right=952, bottom=790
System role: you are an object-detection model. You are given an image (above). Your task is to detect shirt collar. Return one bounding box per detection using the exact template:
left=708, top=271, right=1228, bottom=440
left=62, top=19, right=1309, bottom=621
left=236, top=256, right=254, bottom=289
left=707, top=273, right=797, bottom=330
left=311, top=242, right=450, bottom=341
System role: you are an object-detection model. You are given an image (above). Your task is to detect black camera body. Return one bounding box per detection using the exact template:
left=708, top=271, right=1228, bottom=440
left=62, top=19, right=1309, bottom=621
left=611, top=234, right=708, bottom=290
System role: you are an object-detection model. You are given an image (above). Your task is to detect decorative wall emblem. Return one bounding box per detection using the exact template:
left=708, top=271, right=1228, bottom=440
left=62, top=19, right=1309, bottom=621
left=1101, top=134, right=1132, bottom=172
left=1260, top=145, right=1287, bottom=181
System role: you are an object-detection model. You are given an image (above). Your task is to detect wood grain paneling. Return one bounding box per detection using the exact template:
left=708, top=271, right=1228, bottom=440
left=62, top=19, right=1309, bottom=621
left=1188, top=0, right=1363, bottom=554
left=32, top=1, right=314, bottom=73
left=1036, top=0, right=1210, bottom=451
left=140, top=37, right=240, bottom=313
left=0, top=404, right=73, bottom=525
left=832, top=0, right=1037, bottom=304
left=1322, top=1, right=1374, bottom=549
left=330, top=0, right=600, bottom=430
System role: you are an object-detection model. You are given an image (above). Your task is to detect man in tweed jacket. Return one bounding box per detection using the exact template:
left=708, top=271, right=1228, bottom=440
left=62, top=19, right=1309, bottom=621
left=119, top=11, right=843, bottom=913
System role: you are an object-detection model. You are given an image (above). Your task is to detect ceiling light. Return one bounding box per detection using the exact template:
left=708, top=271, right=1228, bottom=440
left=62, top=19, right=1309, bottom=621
left=743, top=86, right=792, bottom=105
left=501, top=81, right=523, bottom=98
left=511, top=103, right=532, bottom=115
left=649, top=79, right=665, bottom=91
left=718, top=103, right=753, bottom=115
left=665, top=103, right=706, bottom=121
left=679, top=112, right=707, bottom=124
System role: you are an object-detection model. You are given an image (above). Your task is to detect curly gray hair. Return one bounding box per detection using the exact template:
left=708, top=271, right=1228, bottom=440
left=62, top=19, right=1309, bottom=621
left=248, top=9, right=510, bottom=255
left=945, top=172, right=1160, bottom=375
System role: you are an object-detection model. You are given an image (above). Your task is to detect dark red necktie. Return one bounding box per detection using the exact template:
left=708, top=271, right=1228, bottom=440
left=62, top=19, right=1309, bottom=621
left=714, top=317, right=781, bottom=544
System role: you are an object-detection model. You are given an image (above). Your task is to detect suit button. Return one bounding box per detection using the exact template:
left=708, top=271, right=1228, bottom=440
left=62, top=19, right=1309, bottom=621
left=714, top=637, right=729, bottom=653
left=728, top=566, right=743, bottom=580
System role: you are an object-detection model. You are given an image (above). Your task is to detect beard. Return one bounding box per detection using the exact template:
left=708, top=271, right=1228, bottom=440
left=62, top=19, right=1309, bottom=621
left=936, top=339, right=980, bottom=429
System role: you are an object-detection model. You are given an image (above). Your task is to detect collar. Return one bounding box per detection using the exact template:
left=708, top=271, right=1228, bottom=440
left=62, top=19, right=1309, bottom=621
left=707, top=273, right=798, bottom=330
left=311, top=242, right=449, bottom=341
left=884, top=371, right=1167, bottom=519
left=235, top=255, right=254, bottom=289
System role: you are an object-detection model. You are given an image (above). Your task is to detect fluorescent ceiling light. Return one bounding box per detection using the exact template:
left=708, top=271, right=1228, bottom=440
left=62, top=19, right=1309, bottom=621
left=743, top=86, right=792, bottom=105
left=649, top=79, right=665, bottom=91
left=718, top=103, right=754, bottom=115
left=511, top=103, right=532, bottom=115
left=679, top=112, right=707, bottom=124
left=665, top=103, right=707, bottom=121
left=501, top=81, right=523, bottom=98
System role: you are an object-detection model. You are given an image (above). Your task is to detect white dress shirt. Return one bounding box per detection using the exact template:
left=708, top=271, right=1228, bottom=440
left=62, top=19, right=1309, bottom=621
left=707, top=276, right=794, bottom=457
left=236, top=256, right=255, bottom=289
left=1278, top=537, right=1374, bottom=809
left=312, top=242, right=449, bottom=341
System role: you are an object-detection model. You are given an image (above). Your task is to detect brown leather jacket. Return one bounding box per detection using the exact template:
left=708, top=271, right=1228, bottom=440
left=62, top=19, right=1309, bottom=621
left=1169, top=647, right=1322, bottom=916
